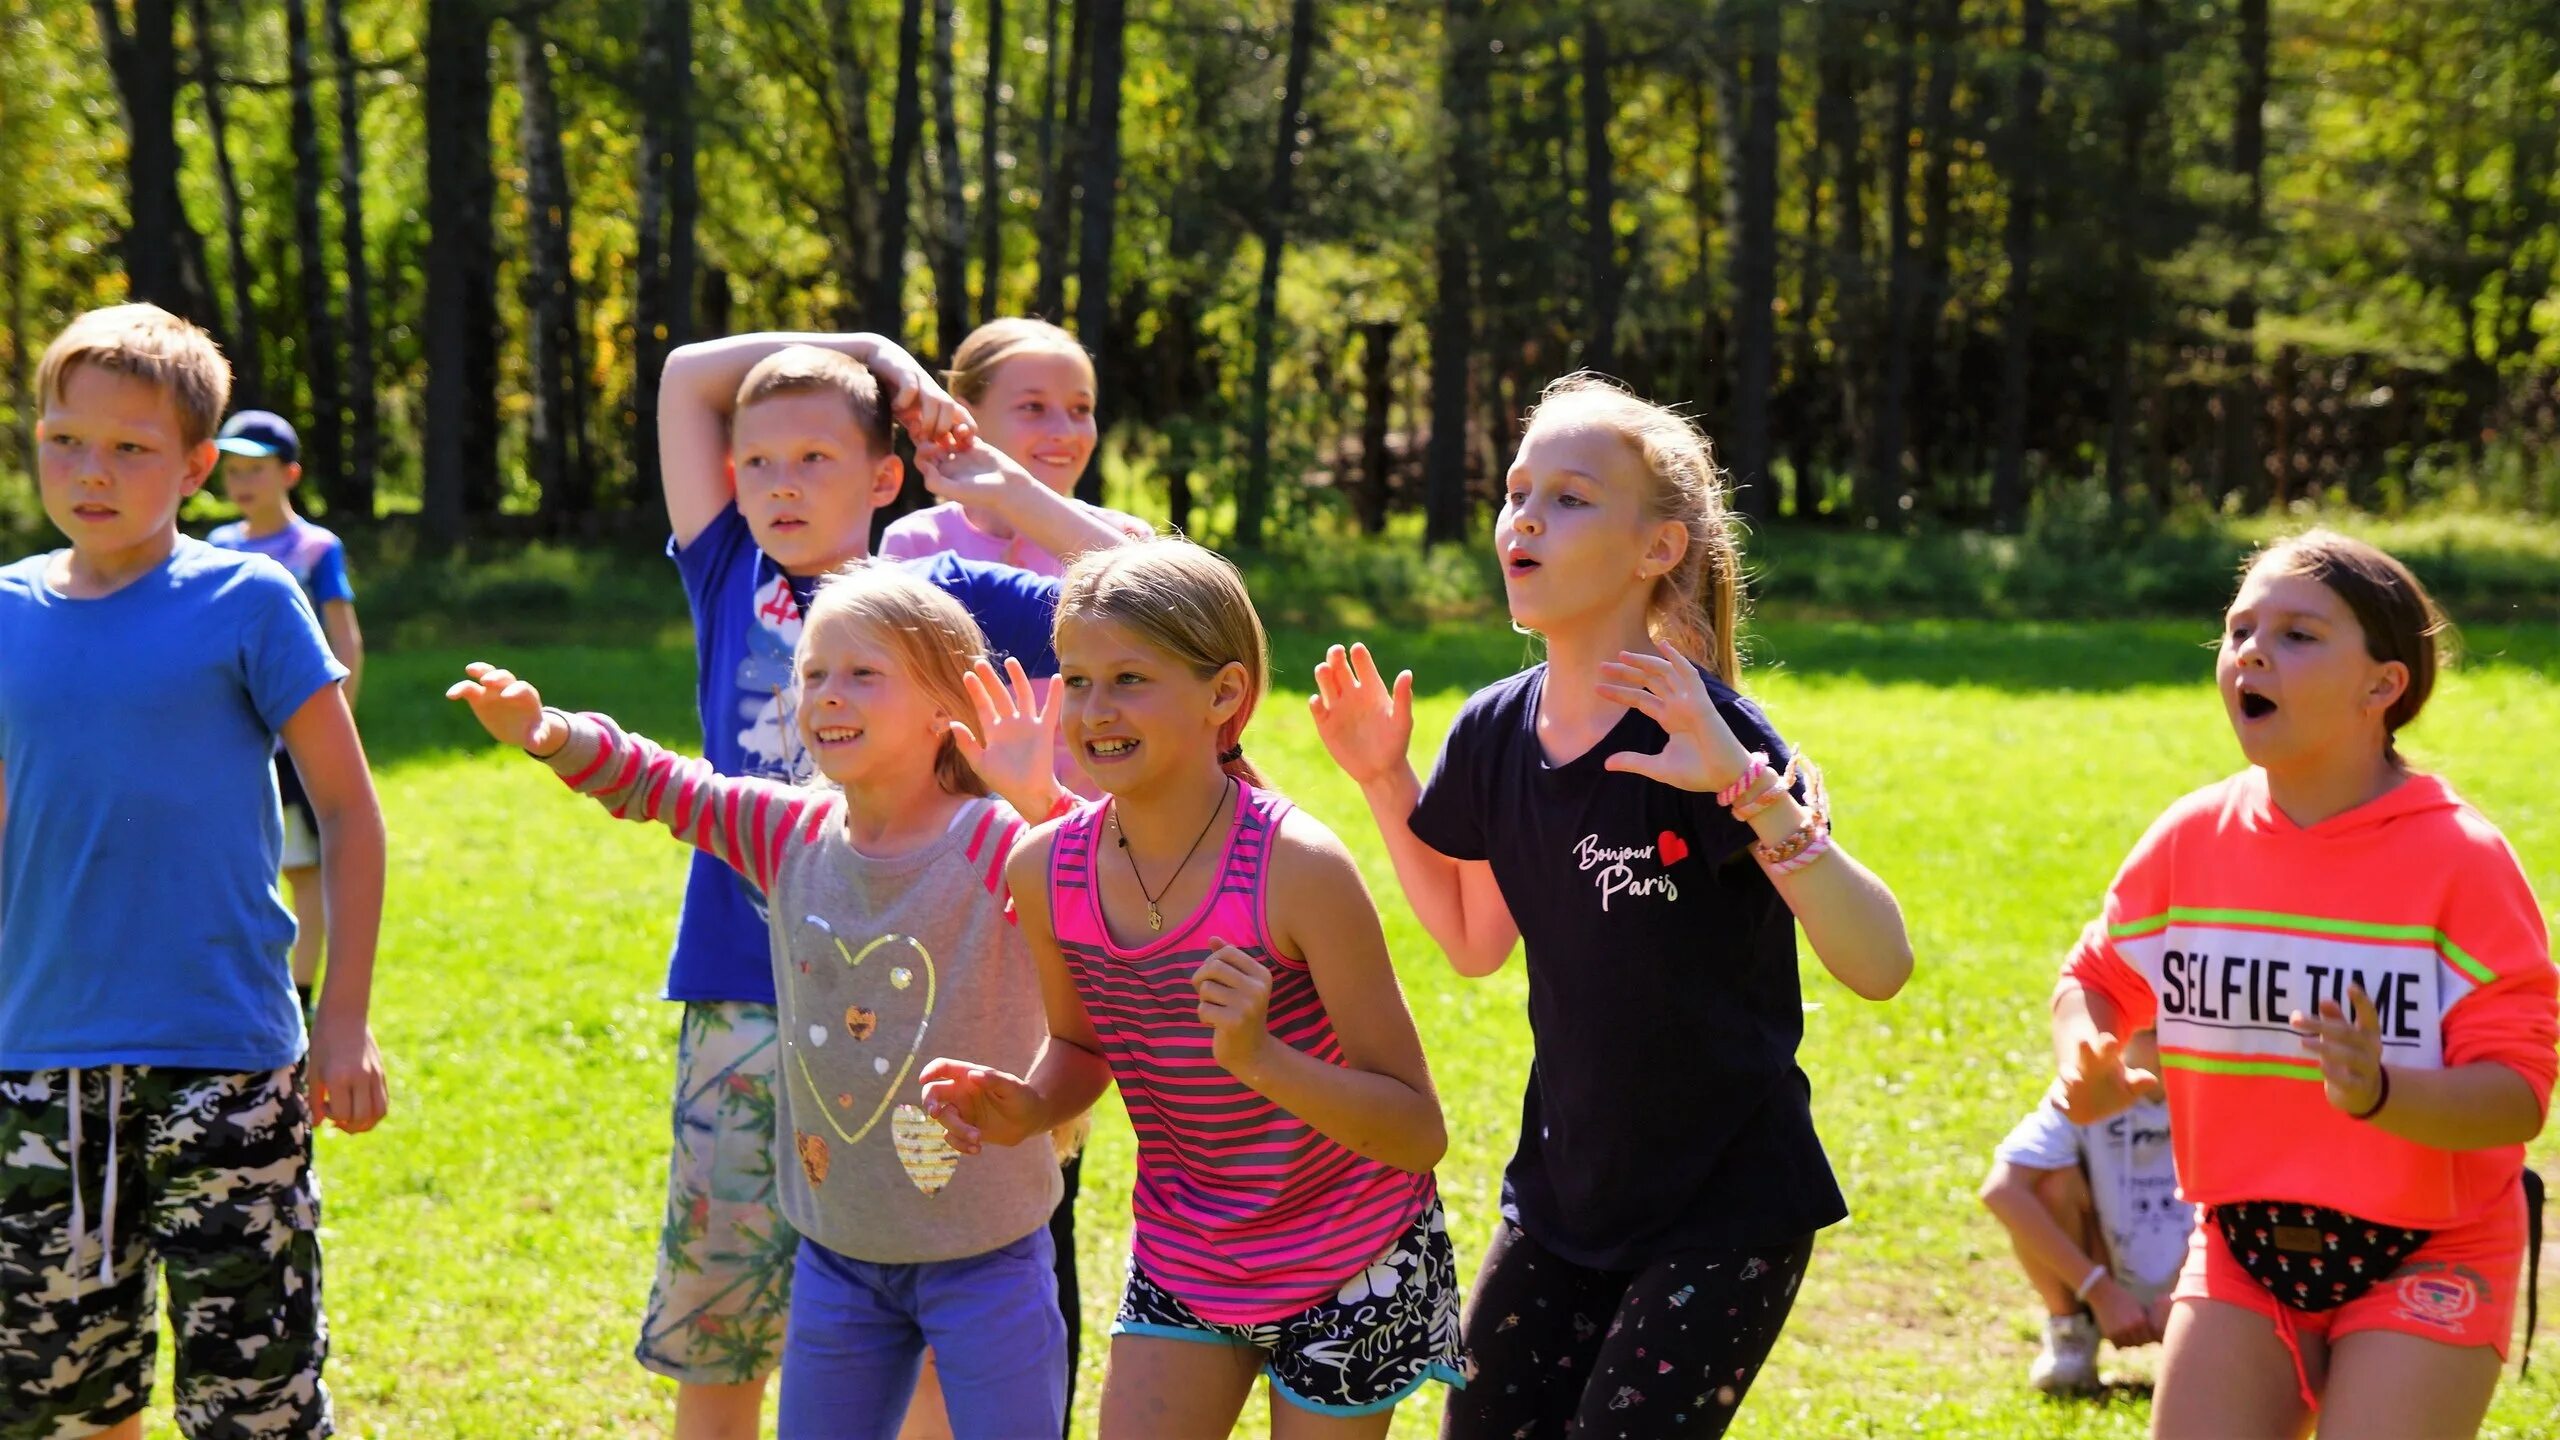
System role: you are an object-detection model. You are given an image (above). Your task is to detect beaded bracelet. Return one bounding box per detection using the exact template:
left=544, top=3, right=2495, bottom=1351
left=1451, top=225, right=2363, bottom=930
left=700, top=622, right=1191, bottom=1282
left=1717, top=753, right=1772, bottom=809
left=1752, top=819, right=1823, bottom=868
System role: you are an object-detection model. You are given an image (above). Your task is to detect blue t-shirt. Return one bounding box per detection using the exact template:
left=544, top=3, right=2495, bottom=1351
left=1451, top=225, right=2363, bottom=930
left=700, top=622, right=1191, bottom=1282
left=207, top=517, right=356, bottom=610
left=0, top=540, right=346, bottom=1069
left=1407, top=661, right=1846, bottom=1268
left=665, top=503, right=1063, bottom=1004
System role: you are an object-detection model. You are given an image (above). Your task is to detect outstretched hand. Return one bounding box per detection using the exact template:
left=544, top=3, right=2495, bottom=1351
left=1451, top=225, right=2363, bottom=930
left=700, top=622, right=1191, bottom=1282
left=1595, top=650, right=1753, bottom=794
left=443, top=662, right=566, bottom=755
left=918, top=1057, right=1044, bottom=1154
left=948, top=656, right=1063, bottom=814
left=2056, top=1032, right=2162, bottom=1124
left=2291, top=983, right=2387, bottom=1118
left=1308, top=643, right=1415, bottom=787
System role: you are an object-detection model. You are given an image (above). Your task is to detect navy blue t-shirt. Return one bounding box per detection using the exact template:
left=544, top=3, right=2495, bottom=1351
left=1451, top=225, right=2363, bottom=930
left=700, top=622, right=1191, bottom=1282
left=1408, top=661, right=1847, bottom=1268
left=665, top=503, right=1063, bottom=1004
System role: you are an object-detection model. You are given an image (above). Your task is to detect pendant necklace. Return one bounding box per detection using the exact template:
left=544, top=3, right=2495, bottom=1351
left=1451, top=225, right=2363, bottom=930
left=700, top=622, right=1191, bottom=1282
left=1111, top=776, right=1234, bottom=932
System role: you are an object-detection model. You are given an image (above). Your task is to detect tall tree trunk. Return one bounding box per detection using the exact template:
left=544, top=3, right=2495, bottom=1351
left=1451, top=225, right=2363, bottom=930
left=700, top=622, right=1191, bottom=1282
left=2, top=86, right=27, bottom=487
left=1868, top=0, right=1922, bottom=523
left=930, top=0, right=969, bottom=358
left=2104, top=0, right=2161, bottom=505
left=2219, top=0, right=2267, bottom=505
left=90, top=0, right=217, bottom=325
left=1358, top=320, right=1393, bottom=533
left=1723, top=0, right=1783, bottom=520
left=1816, top=0, right=1872, bottom=508
left=1989, top=0, right=2046, bottom=530
left=1033, top=0, right=1084, bottom=319
left=1788, top=101, right=1825, bottom=518
left=188, top=0, right=263, bottom=405
left=518, top=19, right=588, bottom=520
left=874, top=0, right=926, bottom=341
left=1238, top=0, right=1321, bottom=548
left=327, top=0, right=376, bottom=519
left=1579, top=10, right=1621, bottom=374
left=823, top=0, right=882, bottom=327
left=634, top=0, right=698, bottom=503
left=285, top=0, right=344, bottom=511
left=1911, top=0, right=1961, bottom=492
left=977, top=0, right=1006, bottom=325
left=1071, top=0, right=1126, bottom=503
left=1424, top=0, right=1488, bottom=545
left=423, top=0, right=498, bottom=551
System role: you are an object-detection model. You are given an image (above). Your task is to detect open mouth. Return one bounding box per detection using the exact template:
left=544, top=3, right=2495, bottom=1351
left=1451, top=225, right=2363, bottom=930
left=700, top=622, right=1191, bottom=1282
left=1505, top=553, right=1540, bottom=577
left=2238, top=689, right=2278, bottom=720
left=810, top=724, right=863, bottom=746
left=1086, top=737, right=1138, bottom=762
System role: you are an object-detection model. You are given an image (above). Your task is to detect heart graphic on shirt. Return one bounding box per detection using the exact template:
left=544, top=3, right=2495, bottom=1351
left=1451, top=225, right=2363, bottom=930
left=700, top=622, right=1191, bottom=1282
left=891, top=1103, right=960, bottom=1197
left=1657, top=830, right=1691, bottom=866
left=786, top=930, right=939, bottom=1159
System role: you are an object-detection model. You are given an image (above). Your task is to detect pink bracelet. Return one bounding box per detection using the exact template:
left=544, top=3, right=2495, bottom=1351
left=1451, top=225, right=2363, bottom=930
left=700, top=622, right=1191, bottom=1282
left=1718, top=753, right=1772, bottom=809
left=1766, top=827, right=1834, bottom=877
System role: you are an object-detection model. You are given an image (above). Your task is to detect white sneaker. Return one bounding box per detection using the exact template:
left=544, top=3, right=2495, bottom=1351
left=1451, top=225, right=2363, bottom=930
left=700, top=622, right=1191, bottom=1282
left=2029, top=1313, right=2101, bottom=1395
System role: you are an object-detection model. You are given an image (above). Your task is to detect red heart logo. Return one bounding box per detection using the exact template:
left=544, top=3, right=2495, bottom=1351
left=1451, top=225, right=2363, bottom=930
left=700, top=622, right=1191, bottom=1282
left=1658, top=830, right=1690, bottom=866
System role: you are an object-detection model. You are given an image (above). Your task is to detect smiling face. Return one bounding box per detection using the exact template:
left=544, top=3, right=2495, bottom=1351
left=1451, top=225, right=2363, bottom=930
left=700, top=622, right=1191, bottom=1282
left=1055, top=614, right=1245, bottom=797
left=792, top=611, right=954, bottom=790
left=36, top=362, right=215, bottom=569
left=968, top=351, right=1098, bottom=495
left=2218, top=566, right=2407, bottom=775
left=1494, top=412, right=1687, bottom=642
left=732, top=391, right=903, bottom=576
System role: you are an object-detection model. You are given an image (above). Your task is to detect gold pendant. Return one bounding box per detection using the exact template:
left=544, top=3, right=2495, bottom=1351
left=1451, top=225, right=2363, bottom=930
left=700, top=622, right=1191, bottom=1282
left=1147, top=905, right=1164, bottom=932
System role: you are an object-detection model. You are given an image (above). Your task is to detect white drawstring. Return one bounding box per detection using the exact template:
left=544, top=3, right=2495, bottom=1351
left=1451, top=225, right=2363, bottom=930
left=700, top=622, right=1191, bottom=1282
left=59, top=1065, right=124, bottom=1294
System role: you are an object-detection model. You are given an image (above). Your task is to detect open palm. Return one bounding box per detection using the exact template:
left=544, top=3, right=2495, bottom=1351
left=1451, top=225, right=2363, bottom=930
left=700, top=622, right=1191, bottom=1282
left=1309, top=642, right=1414, bottom=786
left=948, top=656, right=1060, bottom=810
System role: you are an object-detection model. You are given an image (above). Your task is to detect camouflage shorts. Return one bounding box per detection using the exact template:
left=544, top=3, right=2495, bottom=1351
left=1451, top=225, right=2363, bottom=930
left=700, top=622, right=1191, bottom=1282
left=634, top=1001, right=798, bottom=1386
left=0, top=1063, right=329, bottom=1440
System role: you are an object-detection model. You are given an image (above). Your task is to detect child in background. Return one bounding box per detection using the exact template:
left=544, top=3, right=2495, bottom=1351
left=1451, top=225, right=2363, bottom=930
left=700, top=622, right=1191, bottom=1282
left=1309, top=374, right=1913, bottom=1437
left=649, top=331, right=1131, bottom=1440
left=447, top=560, right=1082, bottom=1437
left=1979, top=1030, right=2192, bottom=1394
left=924, top=540, right=1463, bottom=1434
left=879, top=317, right=1151, bottom=575
left=2054, top=531, right=2554, bottom=1439
left=210, top=408, right=364, bottom=1019
left=0, top=304, right=389, bottom=1438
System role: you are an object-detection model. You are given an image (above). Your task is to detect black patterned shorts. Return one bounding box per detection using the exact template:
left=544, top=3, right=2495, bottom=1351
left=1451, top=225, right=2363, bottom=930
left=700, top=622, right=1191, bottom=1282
left=0, top=1064, right=329, bottom=1440
left=1111, top=1196, right=1467, bottom=1416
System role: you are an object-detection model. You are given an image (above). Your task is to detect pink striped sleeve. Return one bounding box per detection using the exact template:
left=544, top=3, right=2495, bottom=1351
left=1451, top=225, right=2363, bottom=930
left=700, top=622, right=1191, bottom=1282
left=545, top=711, right=814, bottom=889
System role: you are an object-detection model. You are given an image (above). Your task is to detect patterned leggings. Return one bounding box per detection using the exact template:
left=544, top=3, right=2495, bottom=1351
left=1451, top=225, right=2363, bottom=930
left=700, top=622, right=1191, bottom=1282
left=1441, top=1221, right=1814, bottom=1439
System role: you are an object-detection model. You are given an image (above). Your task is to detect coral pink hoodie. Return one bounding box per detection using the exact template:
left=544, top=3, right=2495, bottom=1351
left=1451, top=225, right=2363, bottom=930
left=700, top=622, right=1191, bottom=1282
left=2063, top=769, right=2555, bottom=1230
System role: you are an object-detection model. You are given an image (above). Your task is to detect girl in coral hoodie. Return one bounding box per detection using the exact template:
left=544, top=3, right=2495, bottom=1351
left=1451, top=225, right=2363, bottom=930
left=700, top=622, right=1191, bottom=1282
left=2054, top=531, right=2555, bottom=1439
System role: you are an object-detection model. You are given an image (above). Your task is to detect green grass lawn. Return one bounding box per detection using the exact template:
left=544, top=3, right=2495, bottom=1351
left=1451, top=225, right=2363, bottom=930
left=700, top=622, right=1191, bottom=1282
left=149, top=615, right=2560, bottom=1438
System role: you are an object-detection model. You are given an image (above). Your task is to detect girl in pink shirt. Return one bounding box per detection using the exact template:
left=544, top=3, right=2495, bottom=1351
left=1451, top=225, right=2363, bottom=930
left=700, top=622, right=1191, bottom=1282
left=922, top=539, right=1461, bottom=1433
left=2054, top=531, right=2555, bottom=1437
left=878, top=318, right=1150, bottom=576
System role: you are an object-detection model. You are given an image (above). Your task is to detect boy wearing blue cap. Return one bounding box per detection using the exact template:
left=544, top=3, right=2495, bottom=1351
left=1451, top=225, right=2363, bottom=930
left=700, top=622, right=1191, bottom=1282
left=209, top=410, right=364, bottom=1019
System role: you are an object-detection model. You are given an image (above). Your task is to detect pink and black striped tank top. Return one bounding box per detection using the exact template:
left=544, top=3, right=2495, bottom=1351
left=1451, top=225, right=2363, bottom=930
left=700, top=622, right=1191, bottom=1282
left=1050, top=783, right=1435, bottom=1325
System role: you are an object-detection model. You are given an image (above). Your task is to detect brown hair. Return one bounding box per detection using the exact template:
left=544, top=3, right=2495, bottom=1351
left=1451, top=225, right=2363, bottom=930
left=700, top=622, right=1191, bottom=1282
left=2245, top=529, right=2455, bottom=756
left=1522, top=372, right=1745, bottom=685
left=1056, top=538, right=1271, bottom=788
left=799, top=559, right=991, bottom=797
left=36, top=303, right=232, bottom=447
left=944, top=317, right=1095, bottom=407
left=733, top=345, right=893, bottom=458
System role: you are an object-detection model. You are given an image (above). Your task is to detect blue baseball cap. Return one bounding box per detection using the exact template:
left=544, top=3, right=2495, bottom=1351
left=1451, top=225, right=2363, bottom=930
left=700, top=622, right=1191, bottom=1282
left=215, top=410, right=300, bottom=462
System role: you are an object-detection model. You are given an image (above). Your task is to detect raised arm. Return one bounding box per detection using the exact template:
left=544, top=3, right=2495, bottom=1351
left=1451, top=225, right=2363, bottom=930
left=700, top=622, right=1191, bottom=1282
left=914, top=437, right=1141, bottom=565
left=443, top=662, right=815, bottom=893
left=1310, top=643, right=1519, bottom=977
left=659, top=331, right=968, bottom=548
left=921, top=828, right=1115, bottom=1151
left=278, top=683, right=389, bottom=1134
left=1198, top=813, right=1447, bottom=1174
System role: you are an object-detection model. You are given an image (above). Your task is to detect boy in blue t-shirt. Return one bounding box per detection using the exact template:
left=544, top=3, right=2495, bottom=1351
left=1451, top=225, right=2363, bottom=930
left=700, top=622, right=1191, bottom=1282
left=644, top=331, right=1131, bottom=1436
left=0, top=304, right=388, bottom=1437
left=209, top=408, right=365, bottom=1017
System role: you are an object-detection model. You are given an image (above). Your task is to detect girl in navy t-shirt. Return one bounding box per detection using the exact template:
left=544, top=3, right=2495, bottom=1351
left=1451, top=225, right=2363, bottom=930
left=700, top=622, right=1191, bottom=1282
left=1311, top=373, right=1916, bottom=1437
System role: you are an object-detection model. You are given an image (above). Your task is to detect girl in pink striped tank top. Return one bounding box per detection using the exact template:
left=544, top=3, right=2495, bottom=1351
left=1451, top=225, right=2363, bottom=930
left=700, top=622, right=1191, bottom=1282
left=924, top=539, right=1463, bottom=1432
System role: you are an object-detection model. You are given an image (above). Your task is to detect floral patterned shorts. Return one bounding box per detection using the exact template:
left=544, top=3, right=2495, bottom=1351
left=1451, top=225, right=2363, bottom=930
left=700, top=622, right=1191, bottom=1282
left=634, top=1001, right=800, bottom=1385
left=1112, top=1197, right=1466, bottom=1416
